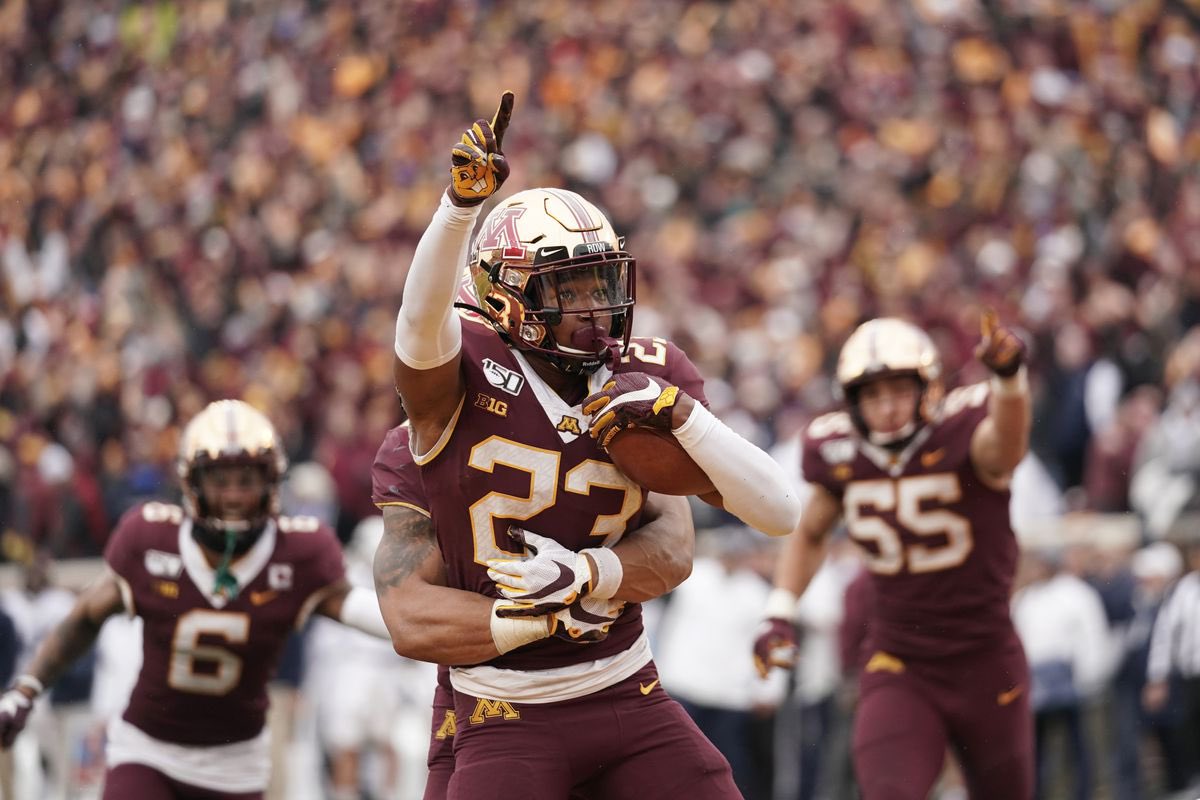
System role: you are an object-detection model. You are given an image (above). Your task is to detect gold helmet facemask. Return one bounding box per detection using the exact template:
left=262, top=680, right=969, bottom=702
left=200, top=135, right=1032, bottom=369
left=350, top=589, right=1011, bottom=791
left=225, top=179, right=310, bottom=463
left=177, top=400, right=287, bottom=556
left=836, top=318, right=944, bottom=448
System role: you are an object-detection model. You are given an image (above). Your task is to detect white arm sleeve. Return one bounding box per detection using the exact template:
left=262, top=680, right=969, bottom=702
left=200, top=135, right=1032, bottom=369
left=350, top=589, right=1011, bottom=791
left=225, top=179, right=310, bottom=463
left=394, top=193, right=482, bottom=369
left=338, top=586, right=392, bottom=640
left=673, top=403, right=803, bottom=537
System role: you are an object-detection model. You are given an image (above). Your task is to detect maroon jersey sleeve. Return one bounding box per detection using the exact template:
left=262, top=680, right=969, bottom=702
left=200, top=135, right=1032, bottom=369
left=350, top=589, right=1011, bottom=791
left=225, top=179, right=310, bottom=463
left=104, top=505, right=149, bottom=583
left=618, top=336, right=709, bottom=407
left=800, top=411, right=858, bottom=498
left=282, top=518, right=347, bottom=606
left=372, top=424, right=429, bottom=514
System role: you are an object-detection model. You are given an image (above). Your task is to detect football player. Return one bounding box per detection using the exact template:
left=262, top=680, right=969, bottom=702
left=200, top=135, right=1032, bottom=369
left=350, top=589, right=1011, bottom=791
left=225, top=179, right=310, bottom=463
left=753, top=314, right=1035, bottom=800
left=0, top=400, right=392, bottom=799
left=371, top=419, right=699, bottom=800
left=388, top=92, right=801, bottom=798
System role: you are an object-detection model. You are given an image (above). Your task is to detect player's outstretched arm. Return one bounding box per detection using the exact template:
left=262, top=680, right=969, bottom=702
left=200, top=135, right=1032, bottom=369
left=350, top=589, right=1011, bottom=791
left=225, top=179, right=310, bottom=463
left=373, top=503, right=552, bottom=665
left=584, top=374, right=803, bottom=536
left=0, top=571, right=124, bottom=747
left=970, top=310, right=1031, bottom=482
left=313, top=579, right=391, bottom=640
left=393, top=92, right=514, bottom=448
left=753, top=485, right=842, bottom=678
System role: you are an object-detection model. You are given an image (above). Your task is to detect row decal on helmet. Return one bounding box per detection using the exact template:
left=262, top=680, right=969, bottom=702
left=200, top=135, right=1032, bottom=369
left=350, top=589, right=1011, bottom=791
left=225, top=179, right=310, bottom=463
left=544, top=188, right=600, bottom=242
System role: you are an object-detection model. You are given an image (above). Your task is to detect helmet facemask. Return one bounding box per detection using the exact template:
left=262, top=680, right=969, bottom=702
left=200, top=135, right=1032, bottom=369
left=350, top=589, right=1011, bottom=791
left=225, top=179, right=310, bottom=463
left=844, top=372, right=942, bottom=451
left=835, top=318, right=944, bottom=450
left=177, top=401, right=287, bottom=560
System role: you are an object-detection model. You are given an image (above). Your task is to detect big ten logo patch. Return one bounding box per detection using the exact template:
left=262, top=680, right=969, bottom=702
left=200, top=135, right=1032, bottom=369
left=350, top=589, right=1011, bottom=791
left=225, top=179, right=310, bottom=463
left=556, top=415, right=582, bottom=435
left=154, top=580, right=179, bottom=599
left=476, top=393, right=508, bottom=417
left=469, top=698, right=521, bottom=725
left=434, top=710, right=457, bottom=740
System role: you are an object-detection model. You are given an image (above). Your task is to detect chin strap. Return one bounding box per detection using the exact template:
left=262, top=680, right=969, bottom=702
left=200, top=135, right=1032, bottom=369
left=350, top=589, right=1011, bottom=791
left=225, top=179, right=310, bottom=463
left=212, top=529, right=241, bottom=600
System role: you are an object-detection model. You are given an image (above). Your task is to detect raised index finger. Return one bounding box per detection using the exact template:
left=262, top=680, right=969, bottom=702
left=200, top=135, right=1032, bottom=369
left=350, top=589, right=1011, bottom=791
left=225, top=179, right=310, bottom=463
left=980, top=307, right=998, bottom=339
left=491, top=91, right=515, bottom=149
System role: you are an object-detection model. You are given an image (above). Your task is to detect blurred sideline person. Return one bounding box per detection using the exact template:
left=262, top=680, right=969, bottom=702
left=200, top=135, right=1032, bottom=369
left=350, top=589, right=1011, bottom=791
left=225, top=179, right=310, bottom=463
left=754, top=313, right=1035, bottom=800
left=654, top=527, right=786, bottom=800
left=1112, top=542, right=1185, bottom=799
left=0, top=400, right=394, bottom=800
left=311, top=515, right=434, bottom=800
left=385, top=92, right=800, bottom=798
left=1, top=552, right=93, bottom=800
left=1143, top=538, right=1200, bottom=790
left=1012, top=548, right=1114, bottom=800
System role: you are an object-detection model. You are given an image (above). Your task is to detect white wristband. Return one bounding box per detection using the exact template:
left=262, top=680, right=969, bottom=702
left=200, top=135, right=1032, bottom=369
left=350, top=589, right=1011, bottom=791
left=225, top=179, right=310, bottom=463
left=763, top=588, right=800, bottom=622
left=490, top=600, right=553, bottom=655
left=15, top=674, right=44, bottom=696
left=990, top=366, right=1028, bottom=397
left=582, top=547, right=624, bottom=600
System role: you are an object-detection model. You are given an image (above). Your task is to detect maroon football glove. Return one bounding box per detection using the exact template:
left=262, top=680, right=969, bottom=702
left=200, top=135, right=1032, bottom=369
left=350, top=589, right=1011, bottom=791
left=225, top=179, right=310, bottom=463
left=0, top=686, right=35, bottom=749
left=752, top=618, right=799, bottom=679
left=975, top=309, right=1026, bottom=378
left=448, top=92, right=513, bottom=207
left=583, top=373, right=681, bottom=449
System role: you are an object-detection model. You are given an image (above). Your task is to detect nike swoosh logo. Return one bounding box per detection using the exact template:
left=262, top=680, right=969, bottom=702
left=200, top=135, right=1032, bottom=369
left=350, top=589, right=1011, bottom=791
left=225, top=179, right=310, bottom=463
left=639, top=679, right=659, bottom=696
left=997, top=685, right=1023, bottom=706
left=519, top=563, right=575, bottom=601
left=604, top=383, right=664, bottom=413
left=249, top=590, right=278, bottom=606
left=920, top=448, right=945, bottom=467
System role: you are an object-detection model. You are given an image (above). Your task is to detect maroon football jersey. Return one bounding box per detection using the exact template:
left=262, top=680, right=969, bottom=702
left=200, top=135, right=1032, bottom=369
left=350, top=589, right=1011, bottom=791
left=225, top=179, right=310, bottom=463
left=104, top=502, right=345, bottom=746
left=802, top=383, right=1018, bottom=659
left=417, top=320, right=707, bottom=671
left=372, top=423, right=428, bottom=515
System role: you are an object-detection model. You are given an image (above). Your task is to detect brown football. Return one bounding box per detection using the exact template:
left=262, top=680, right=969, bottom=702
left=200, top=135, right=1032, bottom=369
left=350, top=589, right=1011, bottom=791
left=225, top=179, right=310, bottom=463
left=606, top=427, right=715, bottom=496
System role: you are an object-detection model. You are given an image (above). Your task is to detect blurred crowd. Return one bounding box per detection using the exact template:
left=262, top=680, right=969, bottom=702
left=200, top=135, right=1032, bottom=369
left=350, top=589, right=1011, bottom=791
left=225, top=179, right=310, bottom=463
left=3, top=0, right=1200, bottom=556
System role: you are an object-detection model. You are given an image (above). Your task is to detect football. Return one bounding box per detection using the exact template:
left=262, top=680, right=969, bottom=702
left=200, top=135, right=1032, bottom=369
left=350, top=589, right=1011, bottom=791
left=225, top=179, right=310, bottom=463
left=605, top=427, right=715, bottom=496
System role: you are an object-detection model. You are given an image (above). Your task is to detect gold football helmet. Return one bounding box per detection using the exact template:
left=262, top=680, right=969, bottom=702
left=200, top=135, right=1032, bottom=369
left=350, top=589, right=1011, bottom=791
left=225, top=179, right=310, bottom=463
left=465, top=187, right=635, bottom=375
left=177, top=400, right=287, bottom=550
left=836, top=318, right=943, bottom=446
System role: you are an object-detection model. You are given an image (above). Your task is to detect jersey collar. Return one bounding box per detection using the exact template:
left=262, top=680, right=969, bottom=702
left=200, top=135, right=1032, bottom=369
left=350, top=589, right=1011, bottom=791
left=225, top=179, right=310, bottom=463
left=179, top=518, right=278, bottom=609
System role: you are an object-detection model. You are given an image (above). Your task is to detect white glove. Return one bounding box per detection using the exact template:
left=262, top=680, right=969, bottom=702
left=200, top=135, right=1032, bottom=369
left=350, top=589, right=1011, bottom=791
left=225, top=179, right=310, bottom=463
left=488, top=530, right=594, bottom=616
left=0, top=685, right=36, bottom=749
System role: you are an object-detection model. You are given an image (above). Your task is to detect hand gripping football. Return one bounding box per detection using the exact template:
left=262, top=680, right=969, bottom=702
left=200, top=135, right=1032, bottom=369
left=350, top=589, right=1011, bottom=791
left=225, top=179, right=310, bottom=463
left=583, top=373, right=715, bottom=496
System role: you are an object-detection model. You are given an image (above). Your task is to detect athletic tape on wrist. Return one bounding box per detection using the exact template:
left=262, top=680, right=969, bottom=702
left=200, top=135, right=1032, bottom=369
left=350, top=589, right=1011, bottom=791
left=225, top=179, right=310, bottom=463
left=763, top=588, right=800, bottom=622
left=490, top=600, right=553, bottom=654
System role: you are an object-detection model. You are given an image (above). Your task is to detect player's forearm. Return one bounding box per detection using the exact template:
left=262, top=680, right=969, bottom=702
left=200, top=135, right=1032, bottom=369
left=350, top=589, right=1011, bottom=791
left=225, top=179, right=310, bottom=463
left=22, top=610, right=104, bottom=691
left=377, top=583, right=510, bottom=664
left=394, top=194, right=480, bottom=369
left=671, top=399, right=802, bottom=536
left=985, top=368, right=1031, bottom=473
left=609, top=530, right=691, bottom=603
left=603, top=493, right=694, bottom=603
left=373, top=507, right=549, bottom=664
left=774, top=529, right=829, bottom=600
